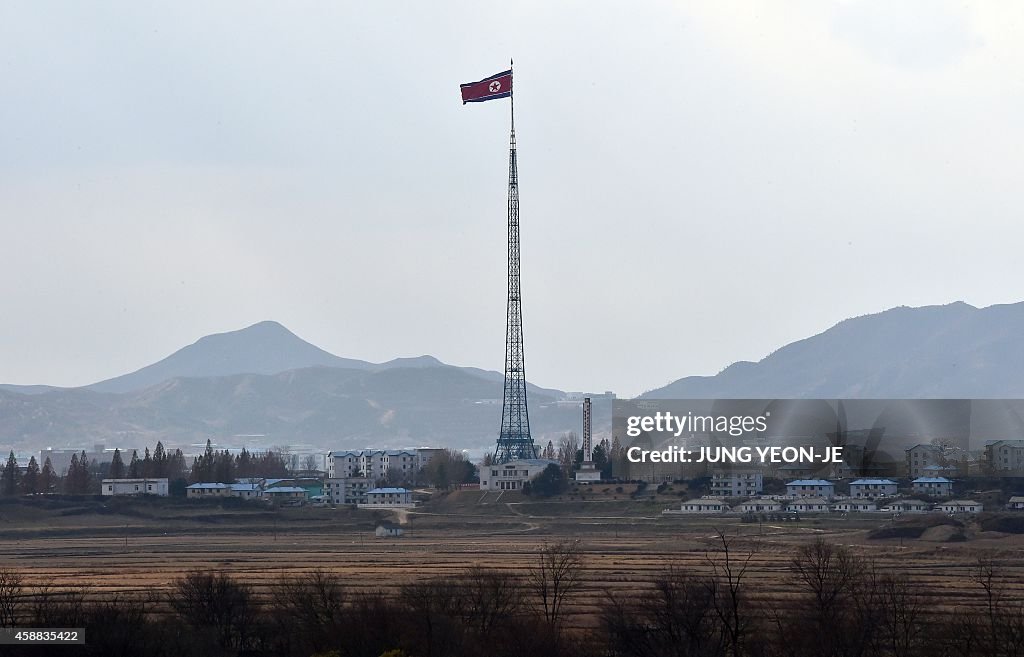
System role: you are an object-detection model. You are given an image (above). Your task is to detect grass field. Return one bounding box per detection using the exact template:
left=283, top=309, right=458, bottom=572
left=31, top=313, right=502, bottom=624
left=3, top=492, right=1024, bottom=629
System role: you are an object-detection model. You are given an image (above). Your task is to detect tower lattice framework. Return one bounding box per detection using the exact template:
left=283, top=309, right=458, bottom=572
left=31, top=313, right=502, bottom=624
left=495, top=116, right=537, bottom=463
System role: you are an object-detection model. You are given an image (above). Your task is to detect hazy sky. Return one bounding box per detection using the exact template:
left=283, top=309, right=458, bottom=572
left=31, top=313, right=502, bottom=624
left=2, top=1, right=1022, bottom=397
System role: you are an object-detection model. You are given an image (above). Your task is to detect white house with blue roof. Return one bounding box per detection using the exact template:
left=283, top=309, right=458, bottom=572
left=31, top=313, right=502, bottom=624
left=187, top=481, right=265, bottom=499
left=911, top=476, right=953, bottom=497
left=786, top=479, right=835, bottom=498
left=264, top=486, right=308, bottom=503
left=849, top=478, right=898, bottom=498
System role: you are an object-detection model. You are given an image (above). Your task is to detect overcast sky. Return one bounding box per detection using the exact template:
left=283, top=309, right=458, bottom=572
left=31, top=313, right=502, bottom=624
left=2, top=1, right=1022, bottom=397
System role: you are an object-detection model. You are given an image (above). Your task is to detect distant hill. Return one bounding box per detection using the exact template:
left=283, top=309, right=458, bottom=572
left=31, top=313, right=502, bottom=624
left=0, top=320, right=584, bottom=451
left=10, top=300, right=1022, bottom=452
left=645, top=301, right=1024, bottom=398
left=0, top=365, right=587, bottom=449
left=86, top=321, right=376, bottom=393
left=85, top=321, right=562, bottom=397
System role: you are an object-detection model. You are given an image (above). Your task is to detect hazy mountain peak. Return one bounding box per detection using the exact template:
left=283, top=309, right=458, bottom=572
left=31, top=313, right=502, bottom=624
left=87, top=321, right=376, bottom=394
left=379, top=355, right=445, bottom=369
left=646, top=301, right=1024, bottom=399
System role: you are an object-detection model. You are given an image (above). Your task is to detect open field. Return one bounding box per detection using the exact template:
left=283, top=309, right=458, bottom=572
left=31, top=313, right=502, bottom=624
left=4, top=492, right=1024, bottom=630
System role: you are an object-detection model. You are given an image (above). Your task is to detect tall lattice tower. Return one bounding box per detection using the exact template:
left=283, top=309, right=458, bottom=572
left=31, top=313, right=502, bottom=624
left=459, top=65, right=536, bottom=463
left=495, top=97, right=537, bottom=463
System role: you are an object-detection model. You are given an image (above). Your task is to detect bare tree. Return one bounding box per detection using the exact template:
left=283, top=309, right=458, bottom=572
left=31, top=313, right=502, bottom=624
left=876, top=573, right=925, bottom=657
left=704, top=530, right=756, bottom=657
left=401, top=578, right=466, bottom=657
left=302, top=454, right=321, bottom=472
left=650, top=565, right=717, bottom=657
left=528, top=539, right=583, bottom=629
left=277, top=569, right=346, bottom=654
left=0, top=568, right=23, bottom=627
left=790, top=538, right=858, bottom=620
left=601, top=563, right=719, bottom=657
left=973, top=555, right=1012, bottom=656
left=460, top=566, right=523, bottom=636
left=557, top=432, right=580, bottom=476
left=29, top=585, right=87, bottom=628
left=784, top=537, right=885, bottom=657
left=170, top=571, right=257, bottom=651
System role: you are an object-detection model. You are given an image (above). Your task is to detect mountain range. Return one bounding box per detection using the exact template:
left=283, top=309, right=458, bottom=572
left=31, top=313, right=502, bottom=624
left=0, top=321, right=579, bottom=451
left=645, top=301, right=1024, bottom=398
left=2, top=301, right=1024, bottom=453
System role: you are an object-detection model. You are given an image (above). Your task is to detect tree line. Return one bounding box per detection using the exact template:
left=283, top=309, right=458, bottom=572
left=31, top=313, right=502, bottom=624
left=1, top=439, right=304, bottom=497
left=188, top=440, right=291, bottom=484
left=1, top=451, right=56, bottom=496
left=5, top=536, right=1024, bottom=657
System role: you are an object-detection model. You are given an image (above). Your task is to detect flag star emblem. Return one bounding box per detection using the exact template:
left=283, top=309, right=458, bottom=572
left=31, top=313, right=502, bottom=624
left=489, top=80, right=502, bottom=93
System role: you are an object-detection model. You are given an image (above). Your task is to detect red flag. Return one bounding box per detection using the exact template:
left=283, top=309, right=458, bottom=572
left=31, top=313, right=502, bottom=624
left=460, top=69, right=512, bottom=104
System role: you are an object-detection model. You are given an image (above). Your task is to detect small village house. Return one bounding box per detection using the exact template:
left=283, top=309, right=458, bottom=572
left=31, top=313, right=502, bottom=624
left=187, top=482, right=264, bottom=499
left=102, top=478, right=169, bottom=497
left=882, top=499, right=931, bottom=514
left=186, top=483, right=232, bottom=498
left=832, top=500, right=878, bottom=513
left=789, top=497, right=830, bottom=513
left=786, top=479, right=835, bottom=498
left=939, top=500, right=982, bottom=514
left=911, top=477, right=953, bottom=497
left=666, top=498, right=730, bottom=514
left=849, top=478, right=898, bottom=498
left=359, top=487, right=414, bottom=508
left=735, top=498, right=783, bottom=513
left=375, top=522, right=404, bottom=538
left=264, top=486, right=308, bottom=503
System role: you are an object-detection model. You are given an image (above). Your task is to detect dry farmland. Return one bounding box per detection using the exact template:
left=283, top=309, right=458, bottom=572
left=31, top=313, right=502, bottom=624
left=3, top=491, right=1024, bottom=628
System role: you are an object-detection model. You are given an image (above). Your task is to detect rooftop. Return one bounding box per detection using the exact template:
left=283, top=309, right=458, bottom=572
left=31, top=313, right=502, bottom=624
left=885, top=499, right=929, bottom=506
left=500, top=458, right=560, bottom=467
left=328, top=449, right=419, bottom=457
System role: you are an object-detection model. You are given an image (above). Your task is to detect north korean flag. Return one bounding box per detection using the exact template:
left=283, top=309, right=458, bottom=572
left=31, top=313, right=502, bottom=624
left=460, top=69, right=513, bottom=104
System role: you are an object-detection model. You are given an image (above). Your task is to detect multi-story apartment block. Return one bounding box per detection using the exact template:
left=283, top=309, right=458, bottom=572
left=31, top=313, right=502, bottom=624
left=985, top=440, right=1024, bottom=474
left=325, top=449, right=429, bottom=480
left=324, top=476, right=374, bottom=505
left=709, top=471, right=763, bottom=497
